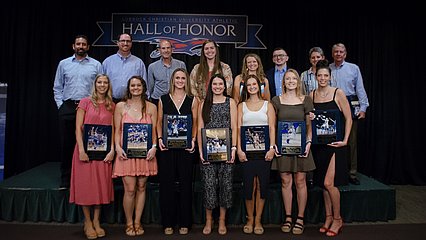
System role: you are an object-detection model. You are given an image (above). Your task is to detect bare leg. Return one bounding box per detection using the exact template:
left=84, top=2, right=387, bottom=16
left=324, top=154, right=343, bottom=236
left=243, top=177, right=255, bottom=233
left=82, top=206, right=96, bottom=239
left=203, top=209, right=213, bottom=235
left=292, top=172, right=307, bottom=234
left=218, top=207, right=227, bottom=235
left=122, top=176, right=136, bottom=236
left=134, top=176, right=148, bottom=235
left=254, top=177, right=265, bottom=235
left=92, top=205, right=105, bottom=237
left=280, top=172, right=293, bottom=232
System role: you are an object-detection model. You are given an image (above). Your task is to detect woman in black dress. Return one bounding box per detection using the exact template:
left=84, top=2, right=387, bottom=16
left=157, top=68, right=199, bottom=235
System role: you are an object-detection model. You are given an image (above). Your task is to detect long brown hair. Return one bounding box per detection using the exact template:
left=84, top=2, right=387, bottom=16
left=196, top=39, right=223, bottom=97
left=90, top=74, right=114, bottom=112
left=240, top=74, right=263, bottom=103
left=202, top=74, right=227, bottom=125
left=123, top=75, right=148, bottom=118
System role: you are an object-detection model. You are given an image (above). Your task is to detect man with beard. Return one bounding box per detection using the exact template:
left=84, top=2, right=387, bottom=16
left=53, top=35, right=102, bottom=188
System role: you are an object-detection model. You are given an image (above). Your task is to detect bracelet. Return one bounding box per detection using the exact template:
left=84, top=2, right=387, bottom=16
left=157, top=137, right=163, bottom=141
left=269, top=146, right=275, bottom=149
left=306, top=140, right=312, bottom=144
left=151, top=144, right=157, bottom=148
left=231, top=146, right=237, bottom=151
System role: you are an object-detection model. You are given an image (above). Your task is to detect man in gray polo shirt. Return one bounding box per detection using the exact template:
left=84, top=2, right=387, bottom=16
left=147, top=39, right=187, bottom=106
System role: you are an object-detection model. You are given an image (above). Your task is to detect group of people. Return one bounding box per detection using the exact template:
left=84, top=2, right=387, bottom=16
left=53, top=34, right=368, bottom=238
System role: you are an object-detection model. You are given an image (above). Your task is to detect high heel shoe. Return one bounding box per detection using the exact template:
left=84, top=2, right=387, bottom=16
left=326, top=218, right=343, bottom=237
left=281, top=214, right=292, bottom=233
left=319, top=215, right=333, bottom=233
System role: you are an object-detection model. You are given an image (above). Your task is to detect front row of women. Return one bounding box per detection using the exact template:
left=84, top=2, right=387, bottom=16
left=69, top=59, right=352, bottom=238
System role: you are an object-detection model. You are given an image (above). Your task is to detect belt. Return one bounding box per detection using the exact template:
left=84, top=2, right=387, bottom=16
left=65, top=99, right=80, bottom=105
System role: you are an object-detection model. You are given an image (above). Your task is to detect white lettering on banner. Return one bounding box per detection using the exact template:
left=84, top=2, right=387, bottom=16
left=178, top=24, right=236, bottom=37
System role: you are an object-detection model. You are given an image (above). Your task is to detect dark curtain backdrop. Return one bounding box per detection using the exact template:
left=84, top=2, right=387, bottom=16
left=1, top=1, right=425, bottom=184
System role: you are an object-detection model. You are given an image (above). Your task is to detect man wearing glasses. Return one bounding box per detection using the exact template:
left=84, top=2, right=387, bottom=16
left=103, top=33, right=147, bottom=103
left=266, top=48, right=289, bottom=98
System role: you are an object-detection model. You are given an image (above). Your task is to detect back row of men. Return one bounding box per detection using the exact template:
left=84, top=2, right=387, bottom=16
left=53, top=33, right=368, bottom=189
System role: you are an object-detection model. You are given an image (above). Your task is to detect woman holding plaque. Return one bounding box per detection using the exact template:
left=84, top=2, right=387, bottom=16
left=112, top=75, right=158, bottom=237
left=236, top=75, right=276, bottom=235
left=69, top=74, right=115, bottom=239
left=271, top=69, right=316, bottom=235
left=309, top=60, right=352, bottom=237
left=197, top=74, right=237, bottom=235
left=156, top=68, right=199, bottom=235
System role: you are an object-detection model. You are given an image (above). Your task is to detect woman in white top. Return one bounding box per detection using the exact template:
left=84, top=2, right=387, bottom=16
left=237, top=74, right=276, bottom=235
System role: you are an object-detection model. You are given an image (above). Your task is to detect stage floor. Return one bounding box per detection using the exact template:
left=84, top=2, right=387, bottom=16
left=0, top=162, right=395, bottom=224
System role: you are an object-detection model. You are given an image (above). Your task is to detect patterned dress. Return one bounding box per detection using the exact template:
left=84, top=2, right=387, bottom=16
left=201, top=97, right=234, bottom=209
left=69, top=97, right=114, bottom=205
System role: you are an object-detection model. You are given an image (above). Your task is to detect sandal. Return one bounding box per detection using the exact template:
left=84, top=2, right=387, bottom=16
left=218, top=218, right=227, bottom=235
left=134, top=223, right=145, bottom=236
left=253, top=225, right=264, bottom=235
left=92, top=221, right=105, bottom=238
left=125, top=223, right=135, bottom=237
left=292, top=216, right=304, bottom=235
left=243, top=216, right=253, bottom=234
left=83, top=221, right=98, bottom=240
left=326, top=217, right=343, bottom=237
left=202, top=219, right=213, bottom=235
left=320, top=215, right=333, bottom=233
left=179, top=227, right=189, bottom=235
left=280, top=214, right=292, bottom=233
left=164, top=227, right=174, bottom=235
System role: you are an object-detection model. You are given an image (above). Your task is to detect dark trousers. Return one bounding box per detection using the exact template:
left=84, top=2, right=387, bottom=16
left=158, top=150, right=194, bottom=228
left=58, top=100, right=78, bottom=187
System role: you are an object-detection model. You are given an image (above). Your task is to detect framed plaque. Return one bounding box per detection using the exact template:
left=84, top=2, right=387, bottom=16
left=240, top=125, right=270, bottom=159
left=201, top=128, right=230, bottom=162
left=83, top=124, right=112, bottom=160
left=347, top=95, right=360, bottom=119
left=277, top=121, right=306, bottom=155
left=312, top=109, right=343, bottom=144
left=163, top=114, right=192, bottom=148
left=122, top=123, right=152, bottom=158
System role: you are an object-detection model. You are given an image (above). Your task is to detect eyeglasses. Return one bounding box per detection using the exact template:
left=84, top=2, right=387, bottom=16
left=273, top=54, right=287, bottom=59
left=118, top=39, right=132, bottom=43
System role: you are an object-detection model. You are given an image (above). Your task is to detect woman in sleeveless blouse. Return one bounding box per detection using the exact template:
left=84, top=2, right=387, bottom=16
left=112, top=76, right=158, bottom=237
left=237, top=75, right=276, bottom=235
left=233, top=53, right=271, bottom=102
left=156, top=68, right=199, bottom=235
left=271, top=69, right=316, bottom=235
left=197, top=74, right=237, bottom=235
left=309, top=60, right=352, bottom=237
left=70, top=74, right=115, bottom=239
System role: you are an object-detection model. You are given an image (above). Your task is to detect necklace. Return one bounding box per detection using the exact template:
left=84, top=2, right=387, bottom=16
left=318, top=90, right=329, bottom=98
left=172, top=94, right=185, bottom=102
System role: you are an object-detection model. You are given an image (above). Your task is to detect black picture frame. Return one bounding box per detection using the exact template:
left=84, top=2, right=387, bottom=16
left=312, top=109, right=343, bottom=144
left=122, top=123, right=152, bottom=158
left=347, top=95, right=360, bottom=119
left=163, top=114, right=192, bottom=149
left=201, top=128, right=230, bottom=162
left=83, top=124, right=112, bottom=160
left=277, top=121, right=306, bottom=155
left=241, top=125, right=270, bottom=159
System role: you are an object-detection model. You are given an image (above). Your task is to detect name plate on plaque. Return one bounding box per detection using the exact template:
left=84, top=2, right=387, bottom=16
left=241, top=125, right=269, bottom=159
left=163, top=114, right=192, bottom=149
left=83, top=124, right=112, bottom=160
left=312, top=109, right=343, bottom=144
left=277, top=121, right=306, bottom=155
left=122, top=123, right=152, bottom=158
left=201, top=128, right=230, bottom=162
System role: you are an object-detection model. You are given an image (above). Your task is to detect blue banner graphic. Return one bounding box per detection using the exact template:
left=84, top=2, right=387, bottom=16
left=93, top=13, right=266, bottom=57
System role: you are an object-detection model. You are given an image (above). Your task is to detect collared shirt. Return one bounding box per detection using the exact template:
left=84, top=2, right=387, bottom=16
left=330, top=61, right=369, bottom=112
left=274, top=66, right=287, bottom=96
left=147, top=57, right=186, bottom=100
left=301, top=68, right=317, bottom=95
left=102, top=52, right=147, bottom=99
left=53, top=55, right=102, bottom=108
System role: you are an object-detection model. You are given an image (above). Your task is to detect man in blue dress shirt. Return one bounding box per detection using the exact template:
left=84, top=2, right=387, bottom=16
left=330, top=43, right=369, bottom=185
left=53, top=35, right=102, bottom=188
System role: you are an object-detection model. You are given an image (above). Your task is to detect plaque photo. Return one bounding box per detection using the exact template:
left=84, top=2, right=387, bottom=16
left=201, top=128, right=230, bottom=162
left=163, top=114, right=192, bottom=149
left=83, top=124, right=112, bottom=160
left=241, top=125, right=270, bottom=159
left=277, top=121, right=306, bottom=155
left=312, top=109, right=343, bottom=144
left=122, top=123, right=152, bottom=158
left=347, top=95, right=360, bottom=119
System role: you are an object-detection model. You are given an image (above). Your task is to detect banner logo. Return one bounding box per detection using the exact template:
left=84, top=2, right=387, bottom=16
left=93, top=13, right=266, bottom=57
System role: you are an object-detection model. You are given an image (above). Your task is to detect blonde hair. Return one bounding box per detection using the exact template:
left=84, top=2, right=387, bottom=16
left=282, top=69, right=304, bottom=99
left=90, top=74, right=114, bottom=112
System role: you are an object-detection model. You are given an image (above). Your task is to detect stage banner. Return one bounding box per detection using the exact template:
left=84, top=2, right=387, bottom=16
left=0, top=83, right=6, bottom=181
left=93, top=13, right=266, bottom=57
